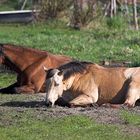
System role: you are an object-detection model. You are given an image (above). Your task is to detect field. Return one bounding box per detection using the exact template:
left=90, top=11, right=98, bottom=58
left=0, top=94, right=140, bottom=140
left=0, top=22, right=140, bottom=140
left=1, top=21, right=140, bottom=64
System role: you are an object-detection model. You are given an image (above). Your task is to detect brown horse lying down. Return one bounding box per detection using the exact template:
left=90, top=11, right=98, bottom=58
left=0, top=44, right=72, bottom=94
left=45, top=61, right=140, bottom=107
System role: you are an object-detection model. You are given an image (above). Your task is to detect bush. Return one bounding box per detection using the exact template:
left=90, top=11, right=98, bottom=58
left=69, top=0, right=95, bottom=29
left=36, top=0, right=95, bottom=29
left=106, top=16, right=128, bottom=30
left=36, top=0, right=73, bottom=21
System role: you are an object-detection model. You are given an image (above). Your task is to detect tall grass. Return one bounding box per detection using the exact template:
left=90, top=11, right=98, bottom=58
left=106, top=16, right=128, bottom=30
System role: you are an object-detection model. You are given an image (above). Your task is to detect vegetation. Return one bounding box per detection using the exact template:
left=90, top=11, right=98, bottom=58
left=121, top=110, right=140, bottom=126
left=1, top=1, right=139, bottom=30
left=0, top=110, right=139, bottom=140
left=0, top=22, right=140, bottom=139
left=0, top=73, right=16, bottom=87
left=0, top=20, right=140, bottom=65
left=0, top=1, right=140, bottom=139
left=0, top=0, right=32, bottom=11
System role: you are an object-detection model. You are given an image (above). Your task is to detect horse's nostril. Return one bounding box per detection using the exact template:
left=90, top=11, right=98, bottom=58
left=46, top=101, right=52, bottom=107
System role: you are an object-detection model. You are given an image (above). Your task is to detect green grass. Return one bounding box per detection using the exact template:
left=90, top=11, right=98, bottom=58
left=121, top=110, right=140, bottom=126
left=0, top=73, right=16, bottom=88
left=0, top=21, right=140, bottom=140
left=0, top=93, right=139, bottom=140
left=1, top=21, right=140, bottom=64
left=0, top=114, right=139, bottom=140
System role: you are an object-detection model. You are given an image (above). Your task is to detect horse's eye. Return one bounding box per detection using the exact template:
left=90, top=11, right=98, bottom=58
left=58, top=71, right=63, bottom=76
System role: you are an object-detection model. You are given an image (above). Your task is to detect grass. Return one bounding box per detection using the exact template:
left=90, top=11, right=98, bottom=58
left=0, top=73, right=16, bottom=88
left=0, top=21, right=140, bottom=140
left=0, top=113, right=139, bottom=140
left=0, top=93, right=139, bottom=140
left=121, top=110, right=140, bottom=126
left=1, top=21, right=140, bottom=64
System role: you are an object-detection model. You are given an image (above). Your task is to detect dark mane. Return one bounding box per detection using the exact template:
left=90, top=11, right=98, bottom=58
left=59, top=61, right=93, bottom=80
left=46, top=69, right=58, bottom=79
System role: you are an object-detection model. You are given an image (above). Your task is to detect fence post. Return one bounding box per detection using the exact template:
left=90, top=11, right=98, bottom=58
left=133, top=0, right=139, bottom=30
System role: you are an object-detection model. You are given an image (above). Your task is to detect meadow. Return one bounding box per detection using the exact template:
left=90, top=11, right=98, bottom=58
left=0, top=21, right=140, bottom=140
left=0, top=20, right=140, bottom=64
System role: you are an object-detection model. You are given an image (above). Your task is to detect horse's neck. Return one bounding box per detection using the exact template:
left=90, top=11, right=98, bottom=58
left=70, top=72, right=94, bottom=93
left=48, top=54, right=71, bottom=68
left=3, top=46, right=43, bottom=72
left=3, top=58, right=19, bottom=73
left=63, top=75, right=77, bottom=91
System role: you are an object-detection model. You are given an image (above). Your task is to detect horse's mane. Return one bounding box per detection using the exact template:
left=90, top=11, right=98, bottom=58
left=58, top=61, right=93, bottom=80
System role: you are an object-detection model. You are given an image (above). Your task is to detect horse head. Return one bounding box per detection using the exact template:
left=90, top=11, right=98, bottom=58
left=44, top=61, right=89, bottom=106
left=44, top=67, right=64, bottom=107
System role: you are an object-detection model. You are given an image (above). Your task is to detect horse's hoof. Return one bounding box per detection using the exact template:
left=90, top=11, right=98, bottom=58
left=69, top=103, right=76, bottom=108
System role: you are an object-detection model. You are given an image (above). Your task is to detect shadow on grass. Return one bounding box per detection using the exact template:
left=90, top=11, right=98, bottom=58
left=0, top=98, right=70, bottom=108
left=0, top=101, right=46, bottom=108
left=1, top=100, right=140, bottom=109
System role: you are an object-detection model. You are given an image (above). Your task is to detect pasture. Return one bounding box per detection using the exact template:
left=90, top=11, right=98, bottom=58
left=0, top=22, right=140, bottom=140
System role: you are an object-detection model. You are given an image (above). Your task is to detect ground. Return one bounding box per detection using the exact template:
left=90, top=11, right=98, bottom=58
left=0, top=22, right=140, bottom=139
left=0, top=93, right=140, bottom=140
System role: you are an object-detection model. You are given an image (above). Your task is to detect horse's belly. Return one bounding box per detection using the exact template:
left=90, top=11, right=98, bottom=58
left=97, top=77, right=127, bottom=105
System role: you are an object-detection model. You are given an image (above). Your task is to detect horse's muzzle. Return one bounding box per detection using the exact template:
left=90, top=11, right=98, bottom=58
left=46, top=100, right=53, bottom=107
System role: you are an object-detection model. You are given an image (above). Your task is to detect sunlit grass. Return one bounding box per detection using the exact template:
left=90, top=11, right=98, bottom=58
left=120, top=110, right=140, bottom=126
left=0, top=73, right=16, bottom=87
left=0, top=114, right=139, bottom=140
left=0, top=21, right=140, bottom=140
left=0, top=22, right=140, bottom=64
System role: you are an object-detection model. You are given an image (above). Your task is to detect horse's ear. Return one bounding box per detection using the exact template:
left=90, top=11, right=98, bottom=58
left=43, top=66, right=48, bottom=72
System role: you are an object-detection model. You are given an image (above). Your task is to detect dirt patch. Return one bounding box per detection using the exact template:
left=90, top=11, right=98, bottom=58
left=0, top=94, right=140, bottom=135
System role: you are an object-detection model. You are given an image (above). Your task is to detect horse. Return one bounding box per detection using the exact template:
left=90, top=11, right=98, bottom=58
left=0, top=43, right=72, bottom=94
left=44, top=61, right=140, bottom=107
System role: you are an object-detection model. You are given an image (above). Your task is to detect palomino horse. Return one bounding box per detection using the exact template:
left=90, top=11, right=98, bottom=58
left=45, top=61, right=140, bottom=107
left=0, top=44, right=72, bottom=94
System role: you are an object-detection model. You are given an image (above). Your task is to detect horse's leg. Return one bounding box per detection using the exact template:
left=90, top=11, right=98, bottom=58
left=101, top=103, right=125, bottom=108
left=0, top=82, right=19, bottom=94
left=69, top=94, right=95, bottom=107
left=16, top=56, right=49, bottom=94
left=14, top=85, right=35, bottom=94
left=123, top=81, right=140, bottom=107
